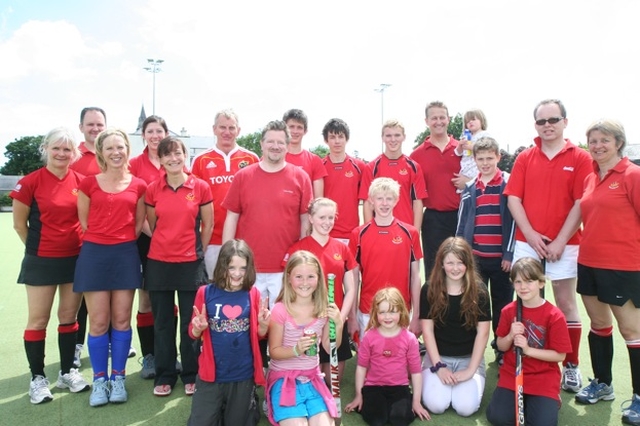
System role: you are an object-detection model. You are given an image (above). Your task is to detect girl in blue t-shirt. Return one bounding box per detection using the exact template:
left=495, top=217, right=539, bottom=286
left=188, top=239, right=270, bottom=426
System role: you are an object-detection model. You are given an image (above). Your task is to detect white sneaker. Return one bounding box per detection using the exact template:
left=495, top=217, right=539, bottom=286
left=562, top=363, right=583, bottom=393
left=56, top=368, right=90, bottom=393
left=29, top=375, right=53, bottom=404
left=73, top=344, right=83, bottom=368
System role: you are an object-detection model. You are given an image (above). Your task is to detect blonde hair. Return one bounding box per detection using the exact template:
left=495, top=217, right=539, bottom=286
left=381, top=119, right=406, bottom=136
left=307, top=197, right=337, bottom=235
left=368, top=177, right=400, bottom=200
left=40, top=127, right=81, bottom=164
left=95, top=128, right=131, bottom=172
left=366, top=287, right=410, bottom=331
left=276, top=250, right=328, bottom=318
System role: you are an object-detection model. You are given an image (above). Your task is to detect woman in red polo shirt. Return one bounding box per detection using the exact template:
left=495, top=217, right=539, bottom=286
left=129, top=115, right=168, bottom=378
left=11, top=127, right=90, bottom=404
left=576, top=120, right=640, bottom=425
left=74, top=128, right=147, bottom=407
left=145, top=136, right=213, bottom=397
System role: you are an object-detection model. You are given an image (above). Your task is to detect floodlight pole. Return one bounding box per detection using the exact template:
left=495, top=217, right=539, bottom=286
left=144, top=59, right=164, bottom=115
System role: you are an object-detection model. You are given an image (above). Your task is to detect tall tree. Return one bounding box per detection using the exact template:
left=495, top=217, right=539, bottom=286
left=310, top=144, right=329, bottom=158
left=236, top=131, right=262, bottom=157
left=1, top=135, right=43, bottom=175
left=413, top=113, right=464, bottom=149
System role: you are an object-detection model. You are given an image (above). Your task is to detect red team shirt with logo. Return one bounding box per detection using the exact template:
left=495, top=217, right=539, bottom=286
left=283, top=236, right=358, bottom=309
left=191, top=147, right=259, bottom=245
left=323, top=155, right=366, bottom=239
left=129, top=147, right=164, bottom=185
left=222, top=163, right=313, bottom=273
left=503, top=138, right=592, bottom=245
left=145, top=174, right=213, bottom=262
left=349, top=218, right=422, bottom=314
left=359, top=154, right=428, bottom=226
left=10, top=168, right=84, bottom=257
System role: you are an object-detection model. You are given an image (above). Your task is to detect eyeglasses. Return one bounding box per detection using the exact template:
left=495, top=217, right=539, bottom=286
left=535, top=117, right=564, bottom=126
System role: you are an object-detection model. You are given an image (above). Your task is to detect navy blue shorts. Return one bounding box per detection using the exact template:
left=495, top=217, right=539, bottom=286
left=73, top=241, right=142, bottom=292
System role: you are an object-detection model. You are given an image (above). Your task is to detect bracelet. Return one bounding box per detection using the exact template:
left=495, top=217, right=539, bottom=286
left=292, top=344, right=300, bottom=357
left=429, top=361, right=447, bottom=373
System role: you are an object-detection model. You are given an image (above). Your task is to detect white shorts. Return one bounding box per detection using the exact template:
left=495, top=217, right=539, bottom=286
left=513, top=241, right=578, bottom=281
left=255, top=272, right=284, bottom=309
left=356, top=311, right=370, bottom=341
left=204, top=244, right=222, bottom=280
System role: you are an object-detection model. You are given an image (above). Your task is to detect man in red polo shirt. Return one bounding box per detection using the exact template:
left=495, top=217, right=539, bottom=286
left=71, top=107, right=106, bottom=177
left=504, top=99, right=592, bottom=394
left=70, top=106, right=107, bottom=368
left=410, top=101, right=461, bottom=277
left=360, top=119, right=427, bottom=230
left=283, top=109, right=327, bottom=198
left=191, top=109, right=259, bottom=278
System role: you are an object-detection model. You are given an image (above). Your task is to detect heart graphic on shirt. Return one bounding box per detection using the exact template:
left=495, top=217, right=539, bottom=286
left=222, top=305, right=242, bottom=319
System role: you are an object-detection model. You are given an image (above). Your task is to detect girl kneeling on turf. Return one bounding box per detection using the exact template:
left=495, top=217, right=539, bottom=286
left=188, top=239, right=270, bottom=426
left=345, top=287, right=430, bottom=425
left=267, top=250, right=342, bottom=425
left=486, top=257, right=571, bottom=426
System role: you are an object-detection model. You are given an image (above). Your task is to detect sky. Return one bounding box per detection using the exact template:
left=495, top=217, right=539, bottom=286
left=1, top=0, right=639, bottom=164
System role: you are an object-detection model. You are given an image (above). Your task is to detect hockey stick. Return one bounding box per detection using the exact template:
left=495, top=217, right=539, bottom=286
left=515, top=296, right=524, bottom=426
left=327, top=273, right=341, bottom=423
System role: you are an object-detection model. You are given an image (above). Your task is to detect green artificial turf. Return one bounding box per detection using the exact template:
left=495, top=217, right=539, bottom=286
left=0, top=212, right=630, bottom=425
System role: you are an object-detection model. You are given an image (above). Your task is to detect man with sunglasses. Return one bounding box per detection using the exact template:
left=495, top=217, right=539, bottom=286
left=504, top=99, right=591, bottom=395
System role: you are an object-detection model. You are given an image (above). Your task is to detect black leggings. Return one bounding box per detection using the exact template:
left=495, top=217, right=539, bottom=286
left=360, top=385, right=415, bottom=426
left=486, top=386, right=559, bottom=426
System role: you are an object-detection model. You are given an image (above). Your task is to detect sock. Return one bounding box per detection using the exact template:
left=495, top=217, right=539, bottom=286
left=88, top=332, right=110, bottom=381
left=110, top=328, right=132, bottom=380
left=24, top=329, right=46, bottom=379
left=58, top=322, right=79, bottom=374
left=76, top=298, right=88, bottom=345
left=565, top=321, right=582, bottom=366
left=588, top=326, right=614, bottom=386
left=626, top=340, right=640, bottom=395
left=136, top=312, right=154, bottom=356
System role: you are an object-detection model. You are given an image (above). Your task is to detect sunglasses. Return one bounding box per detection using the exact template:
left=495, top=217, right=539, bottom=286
left=535, top=117, right=564, bottom=126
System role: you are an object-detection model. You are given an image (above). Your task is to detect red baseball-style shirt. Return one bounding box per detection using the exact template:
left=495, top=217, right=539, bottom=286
left=222, top=164, right=313, bottom=272
left=504, top=138, right=592, bottom=245
left=145, top=174, right=213, bottom=263
left=322, top=155, right=366, bottom=239
left=410, top=136, right=460, bottom=211
left=79, top=175, right=147, bottom=245
left=359, top=154, right=428, bottom=226
left=283, top=236, right=357, bottom=309
left=191, top=146, right=259, bottom=245
left=579, top=158, right=640, bottom=271
left=10, top=168, right=84, bottom=257
left=349, top=218, right=422, bottom=314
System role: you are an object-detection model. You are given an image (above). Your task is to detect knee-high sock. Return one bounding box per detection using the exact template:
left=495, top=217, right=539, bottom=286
left=588, top=326, right=613, bottom=386
left=88, top=332, right=110, bottom=381
left=24, top=329, right=46, bottom=378
left=136, top=312, right=154, bottom=356
left=565, top=321, right=582, bottom=366
left=626, top=340, right=640, bottom=395
left=110, top=328, right=132, bottom=380
left=58, top=322, right=79, bottom=374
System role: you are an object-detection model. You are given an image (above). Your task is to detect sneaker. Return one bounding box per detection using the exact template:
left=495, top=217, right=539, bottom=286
left=128, top=346, right=137, bottom=358
left=562, top=363, right=582, bottom=393
left=73, top=344, right=83, bottom=368
left=622, top=394, right=640, bottom=425
left=29, top=376, right=53, bottom=404
left=139, top=354, right=156, bottom=380
left=576, top=378, right=615, bottom=404
left=109, top=375, right=128, bottom=403
left=56, top=368, right=90, bottom=393
left=185, top=383, right=196, bottom=396
left=153, top=384, right=172, bottom=397
left=89, top=378, right=109, bottom=407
